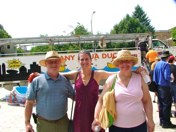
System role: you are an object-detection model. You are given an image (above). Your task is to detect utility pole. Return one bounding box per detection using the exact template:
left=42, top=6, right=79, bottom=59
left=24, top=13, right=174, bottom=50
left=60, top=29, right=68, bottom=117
left=91, top=11, right=96, bottom=51
left=91, top=11, right=96, bottom=34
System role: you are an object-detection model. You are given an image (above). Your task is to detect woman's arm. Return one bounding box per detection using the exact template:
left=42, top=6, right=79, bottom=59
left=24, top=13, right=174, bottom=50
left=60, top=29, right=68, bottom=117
left=94, top=70, right=114, bottom=84
left=92, top=74, right=115, bottom=130
left=95, top=67, right=146, bottom=84
left=141, top=78, right=155, bottom=132
left=60, top=70, right=78, bottom=80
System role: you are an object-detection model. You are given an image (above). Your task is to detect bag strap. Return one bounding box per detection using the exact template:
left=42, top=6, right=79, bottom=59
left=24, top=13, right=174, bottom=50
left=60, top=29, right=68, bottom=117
left=70, top=72, right=79, bottom=120
left=110, top=74, right=117, bottom=91
left=70, top=97, right=74, bottom=120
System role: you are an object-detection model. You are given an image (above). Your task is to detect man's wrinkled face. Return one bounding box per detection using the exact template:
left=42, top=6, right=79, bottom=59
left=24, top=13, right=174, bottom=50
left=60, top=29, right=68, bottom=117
left=45, top=59, right=61, bottom=71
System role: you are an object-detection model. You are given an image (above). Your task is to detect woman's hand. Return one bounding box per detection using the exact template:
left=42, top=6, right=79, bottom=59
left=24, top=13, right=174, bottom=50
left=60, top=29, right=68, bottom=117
left=28, top=72, right=40, bottom=83
left=134, top=66, right=148, bottom=74
left=147, top=120, right=155, bottom=132
left=91, top=118, right=101, bottom=131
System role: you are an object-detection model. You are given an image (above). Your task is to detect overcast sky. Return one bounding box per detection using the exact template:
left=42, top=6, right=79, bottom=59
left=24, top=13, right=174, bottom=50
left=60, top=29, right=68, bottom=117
left=0, top=0, right=176, bottom=38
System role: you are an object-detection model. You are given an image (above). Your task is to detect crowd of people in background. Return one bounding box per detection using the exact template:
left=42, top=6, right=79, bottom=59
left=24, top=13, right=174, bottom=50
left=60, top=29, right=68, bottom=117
left=153, top=51, right=176, bottom=128
left=140, top=38, right=176, bottom=129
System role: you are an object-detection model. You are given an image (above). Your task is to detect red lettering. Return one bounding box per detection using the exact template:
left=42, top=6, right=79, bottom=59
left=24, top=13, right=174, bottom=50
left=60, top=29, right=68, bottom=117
left=112, top=53, right=117, bottom=59
left=94, top=53, right=99, bottom=59
left=102, top=53, right=117, bottom=59
left=91, top=53, right=95, bottom=59
left=61, top=55, right=75, bottom=61
left=102, top=53, right=106, bottom=58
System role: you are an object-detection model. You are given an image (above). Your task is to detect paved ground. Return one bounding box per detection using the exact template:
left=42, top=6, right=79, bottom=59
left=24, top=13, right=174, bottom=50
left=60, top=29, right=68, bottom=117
left=0, top=92, right=176, bottom=132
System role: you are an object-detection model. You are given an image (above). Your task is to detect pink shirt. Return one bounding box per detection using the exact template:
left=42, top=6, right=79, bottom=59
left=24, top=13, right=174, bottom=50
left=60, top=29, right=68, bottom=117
left=113, top=72, right=146, bottom=128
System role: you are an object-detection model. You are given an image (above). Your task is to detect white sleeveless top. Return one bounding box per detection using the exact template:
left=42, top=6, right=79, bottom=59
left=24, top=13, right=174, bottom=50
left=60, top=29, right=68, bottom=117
left=113, top=72, right=146, bottom=128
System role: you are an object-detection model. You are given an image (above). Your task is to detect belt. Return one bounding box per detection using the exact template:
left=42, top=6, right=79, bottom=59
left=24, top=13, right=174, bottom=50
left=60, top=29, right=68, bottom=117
left=37, top=115, right=63, bottom=123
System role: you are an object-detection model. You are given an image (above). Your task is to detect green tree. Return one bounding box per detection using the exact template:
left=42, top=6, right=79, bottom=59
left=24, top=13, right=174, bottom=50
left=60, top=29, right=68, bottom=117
left=16, top=47, right=25, bottom=55
left=0, top=24, right=11, bottom=38
left=132, top=5, right=155, bottom=33
left=30, top=45, right=50, bottom=53
left=30, top=23, right=93, bottom=52
left=110, top=14, right=148, bottom=48
left=71, top=23, right=90, bottom=35
left=170, top=27, right=176, bottom=45
left=111, top=14, right=147, bottom=34
left=170, top=27, right=176, bottom=38
left=69, top=23, right=93, bottom=49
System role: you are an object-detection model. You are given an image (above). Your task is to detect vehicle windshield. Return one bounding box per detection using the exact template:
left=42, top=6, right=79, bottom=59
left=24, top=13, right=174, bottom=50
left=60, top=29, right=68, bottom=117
left=152, top=40, right=169, bottom=49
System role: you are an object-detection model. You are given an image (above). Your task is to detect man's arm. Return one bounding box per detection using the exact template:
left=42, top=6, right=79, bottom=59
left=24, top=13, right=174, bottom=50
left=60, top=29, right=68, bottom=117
left=25, top=100, right=35, bottom=132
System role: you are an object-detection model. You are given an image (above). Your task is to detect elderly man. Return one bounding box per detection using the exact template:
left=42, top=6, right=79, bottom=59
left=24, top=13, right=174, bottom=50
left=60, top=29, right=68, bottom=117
left=25, top=51, right=75, bottom=132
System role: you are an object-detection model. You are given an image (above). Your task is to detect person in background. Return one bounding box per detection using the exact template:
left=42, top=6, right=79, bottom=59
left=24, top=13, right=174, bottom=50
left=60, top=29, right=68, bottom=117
left=174, top=56, right=176, bottom=65
left=150, top=57, right=160, bottom=103
left=92, top=50, right=155, bottom=132
left=153, top=50, right=176, bottom=128
left=146, top=48, right=158, bottom=70
left=138, top=40, right=148, bottom=64
left=27, top=72, right=40, bottom=84
left=8, top=83, right=27, bottom=106
left=135, top=37, right=140, bottom=47
left=24, top=51, right=75, bottom=132
left=168, top=55, right=176, bottom=117
left=151, top=57, right=160, bottom=72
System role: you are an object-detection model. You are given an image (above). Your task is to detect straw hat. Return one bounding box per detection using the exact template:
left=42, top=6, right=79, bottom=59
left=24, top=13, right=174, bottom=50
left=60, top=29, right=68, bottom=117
left=39, top=51, right=63, bottom=67
left=112, top=50, right=138, bottom=67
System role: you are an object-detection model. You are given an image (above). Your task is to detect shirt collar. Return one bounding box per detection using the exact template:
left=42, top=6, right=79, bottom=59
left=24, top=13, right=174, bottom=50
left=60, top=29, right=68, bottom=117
left=44, top=72, right=62, bottom=80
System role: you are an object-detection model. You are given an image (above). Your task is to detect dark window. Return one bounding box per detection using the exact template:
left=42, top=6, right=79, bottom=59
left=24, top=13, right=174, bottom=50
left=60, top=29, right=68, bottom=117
left=7, top=45, right=10, bottom=49
left=152, top=40, right=168, bottom=48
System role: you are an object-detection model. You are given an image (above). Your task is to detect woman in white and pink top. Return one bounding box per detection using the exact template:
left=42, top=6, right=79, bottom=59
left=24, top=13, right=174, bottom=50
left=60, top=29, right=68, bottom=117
left=92, top=50, right=155, bottom=132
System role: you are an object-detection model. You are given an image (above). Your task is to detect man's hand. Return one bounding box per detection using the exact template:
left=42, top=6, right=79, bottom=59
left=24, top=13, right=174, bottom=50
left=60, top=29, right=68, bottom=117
left=25, top=123, right=34, bottom=132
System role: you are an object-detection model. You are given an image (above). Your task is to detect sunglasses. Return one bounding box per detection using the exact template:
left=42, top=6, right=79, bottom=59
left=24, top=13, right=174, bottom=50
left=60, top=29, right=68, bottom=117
left=118, top=60, right=132, bottom=64
left=46, top=59, right=60, bottom=64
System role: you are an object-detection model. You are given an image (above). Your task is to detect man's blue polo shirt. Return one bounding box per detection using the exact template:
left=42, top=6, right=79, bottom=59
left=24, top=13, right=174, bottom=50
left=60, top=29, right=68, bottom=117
left=26, top=73, right=75, bottom=120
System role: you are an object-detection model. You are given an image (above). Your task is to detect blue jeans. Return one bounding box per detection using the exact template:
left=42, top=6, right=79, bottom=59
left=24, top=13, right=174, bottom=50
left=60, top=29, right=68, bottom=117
left=157, top=85, right=172, bottom=125
left=109, top=121, right=147, bottom=132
